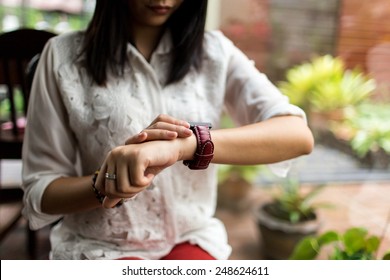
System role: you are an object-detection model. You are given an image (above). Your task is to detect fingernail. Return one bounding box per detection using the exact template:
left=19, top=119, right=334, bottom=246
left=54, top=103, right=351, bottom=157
left=167, top=131, right=177, bottom=137
left=182, top=121, right=190, bottom=128
left=184, top=128, right=192, bottom=135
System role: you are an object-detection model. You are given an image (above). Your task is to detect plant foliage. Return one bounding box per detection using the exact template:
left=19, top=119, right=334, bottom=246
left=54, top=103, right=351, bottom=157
left=278, top=55, right=376, bottom=113
left=265, top=178, right=330, bottom=224
left=341, top=103, right=390, bottom=157
left=290, top=227, right=390, bottom=260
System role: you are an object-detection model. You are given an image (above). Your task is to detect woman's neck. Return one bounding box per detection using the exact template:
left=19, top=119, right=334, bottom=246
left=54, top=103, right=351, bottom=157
left=131, top=25, right=164, bottom=61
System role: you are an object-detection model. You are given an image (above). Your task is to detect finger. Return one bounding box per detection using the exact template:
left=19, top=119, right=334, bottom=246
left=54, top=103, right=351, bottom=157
left=115, top=157, right=134, bottom=194
left=95, top=159, right=108, bottom=194
left=149, top=114, right=190, bottom=131
left=151, top=114, right=190, bottom=128
left=145, top=166, right=162, bottom=178
left=102, top=197, right=122, bottom=209
left=128, top=157, right=154, bottom=189
left=104, top=159, right=118, bottom=199
left=147, top=123, right=192, bottom=138
left=125, top=132, right=147, bottom=145
left=138, top=129, right=178, bottom=141
left=114, top=151, right=151, bottom=197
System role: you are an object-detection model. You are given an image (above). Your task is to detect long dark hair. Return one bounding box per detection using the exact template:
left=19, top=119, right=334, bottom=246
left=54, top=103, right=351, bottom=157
left=81, top=0, right=208, bottom=86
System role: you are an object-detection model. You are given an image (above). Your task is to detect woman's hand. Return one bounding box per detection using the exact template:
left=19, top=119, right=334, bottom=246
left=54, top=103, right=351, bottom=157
left=125, top=114, right=192, bottom=145
left=96, top=114, right=194, bottom=208
left=95, top=138, right=191, bottom=208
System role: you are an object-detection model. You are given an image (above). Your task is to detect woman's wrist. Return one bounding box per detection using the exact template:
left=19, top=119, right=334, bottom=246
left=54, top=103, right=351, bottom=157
left=182, top=124, right=214, bottom=170
left=91, top=170, right=105, bottom=205
left=176, top=133, right=197, bottom=161
left=91, top=170, right=125, bottom=208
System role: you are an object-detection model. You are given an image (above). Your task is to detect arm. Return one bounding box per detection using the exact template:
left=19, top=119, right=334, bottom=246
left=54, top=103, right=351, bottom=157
left=211, top=115, right=314, bottom=165
left=123, top=113, right=312, bottom=165
left=41, top=113, right=313, bottom=213
left=41, top=115, right=194, bottom=213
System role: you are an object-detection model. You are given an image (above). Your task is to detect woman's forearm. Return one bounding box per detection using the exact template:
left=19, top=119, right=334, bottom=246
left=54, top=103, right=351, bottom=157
left=41, top=175, right=100, bottom=214
left=210, top=115, right=314, bottom=165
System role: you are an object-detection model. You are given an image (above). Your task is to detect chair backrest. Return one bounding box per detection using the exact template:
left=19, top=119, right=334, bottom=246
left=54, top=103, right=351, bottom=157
left=0, top=28, right=56, bottom=136
left=0, top=29, right=57, bottom=258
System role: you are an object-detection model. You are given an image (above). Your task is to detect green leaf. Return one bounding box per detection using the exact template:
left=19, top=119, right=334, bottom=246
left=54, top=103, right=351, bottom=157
left=289, top=237, right=319, bottom=260
left=317, top=231, right=339, bottom=246
left=289, top=211, right=300, bottom=224
left=382, top=251, right=390, bottom=260
left=343, top=102, right=390, bottom=157
left=343, top=228, right=367, bottom=255
left=301, top=185, right=326, bottom=203
left=365, top=236, right=380, bottom=253
left=330, top=247, right=345, bottom=260
left=290, top=227, right=384, bottom=260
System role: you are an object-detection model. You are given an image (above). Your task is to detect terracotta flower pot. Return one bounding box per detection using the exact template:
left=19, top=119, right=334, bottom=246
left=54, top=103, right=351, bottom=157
left=217, top=176, right=253, bottom=212
left=254, top=203, right=321, bottom=260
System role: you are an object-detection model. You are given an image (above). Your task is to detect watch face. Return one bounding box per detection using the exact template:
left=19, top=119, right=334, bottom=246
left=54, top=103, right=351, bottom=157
left=188, top=122, right=212, bottom=129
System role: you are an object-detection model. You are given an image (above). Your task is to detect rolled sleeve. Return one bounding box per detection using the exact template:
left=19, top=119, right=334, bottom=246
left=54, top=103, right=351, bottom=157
left=21, top=39, right=80, bottom=230
left=22, top=174, right=64, bottom=229
left=224, top=41, right=306, bottom=124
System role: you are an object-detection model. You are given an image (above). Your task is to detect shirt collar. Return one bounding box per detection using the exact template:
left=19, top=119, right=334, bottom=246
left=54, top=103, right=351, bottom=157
left=153, top=30, right=173, bottom=55
left=126, top=29, right=173, bottom=57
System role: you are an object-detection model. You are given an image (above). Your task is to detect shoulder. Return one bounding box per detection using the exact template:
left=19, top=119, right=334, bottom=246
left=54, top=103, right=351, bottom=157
left=46, top=31, right=84, bottom=61
left=204, top=30, right=234, bottom=48
left=203, top=30, right=235, bottom=59
left=50, top=31, right=84, bottom=48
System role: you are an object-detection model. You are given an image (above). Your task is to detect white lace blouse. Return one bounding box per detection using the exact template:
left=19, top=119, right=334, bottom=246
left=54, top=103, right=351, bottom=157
left=22, top=30, right=305, bottom=260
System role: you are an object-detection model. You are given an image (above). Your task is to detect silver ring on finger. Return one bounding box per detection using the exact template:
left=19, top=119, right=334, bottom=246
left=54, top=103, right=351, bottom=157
left=105, top=173, right=117, bottom=180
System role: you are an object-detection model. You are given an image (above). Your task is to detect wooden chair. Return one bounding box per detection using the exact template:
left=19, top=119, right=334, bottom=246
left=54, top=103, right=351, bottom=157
left=0, top=28, right=56, bottom=259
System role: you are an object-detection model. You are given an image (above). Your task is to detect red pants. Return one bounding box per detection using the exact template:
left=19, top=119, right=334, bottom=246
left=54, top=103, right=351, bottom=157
left=117, top=242, right=216, bottom=260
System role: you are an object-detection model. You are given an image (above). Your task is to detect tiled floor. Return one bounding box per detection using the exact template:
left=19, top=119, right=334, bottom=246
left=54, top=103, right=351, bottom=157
left=1, top=181, right=389, bottom=260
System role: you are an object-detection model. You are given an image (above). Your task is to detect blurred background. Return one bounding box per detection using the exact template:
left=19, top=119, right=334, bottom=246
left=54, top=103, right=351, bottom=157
left=1, top=0, right=389, bottom=260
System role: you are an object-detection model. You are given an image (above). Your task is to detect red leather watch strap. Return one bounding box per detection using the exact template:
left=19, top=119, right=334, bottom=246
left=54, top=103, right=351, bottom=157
left=183, top=124, right=214, bottom=170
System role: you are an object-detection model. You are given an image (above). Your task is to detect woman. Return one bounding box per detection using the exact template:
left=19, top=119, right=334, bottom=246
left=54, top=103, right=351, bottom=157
left=22, top=0, right=314, bottom=260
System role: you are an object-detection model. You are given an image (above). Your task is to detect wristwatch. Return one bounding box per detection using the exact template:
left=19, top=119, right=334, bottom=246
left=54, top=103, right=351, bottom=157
left=183, top=122, right=214, bottom=170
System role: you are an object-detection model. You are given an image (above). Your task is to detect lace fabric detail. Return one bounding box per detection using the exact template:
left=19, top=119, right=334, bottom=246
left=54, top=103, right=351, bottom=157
left=58, top=66, right=135, bottom=158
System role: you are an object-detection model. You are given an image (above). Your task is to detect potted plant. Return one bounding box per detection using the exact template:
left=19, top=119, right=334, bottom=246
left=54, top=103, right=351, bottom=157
left=278, top=55, right=345, bottom=113
left=254, top=177, right=330, bottom=259
left=342, top=103, right=390, bottom=168
left=278, top=55, right=376, bottom=132
left=323, top=102, right=390, bottom=169
left=290, top=227, right=390, bottom=260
